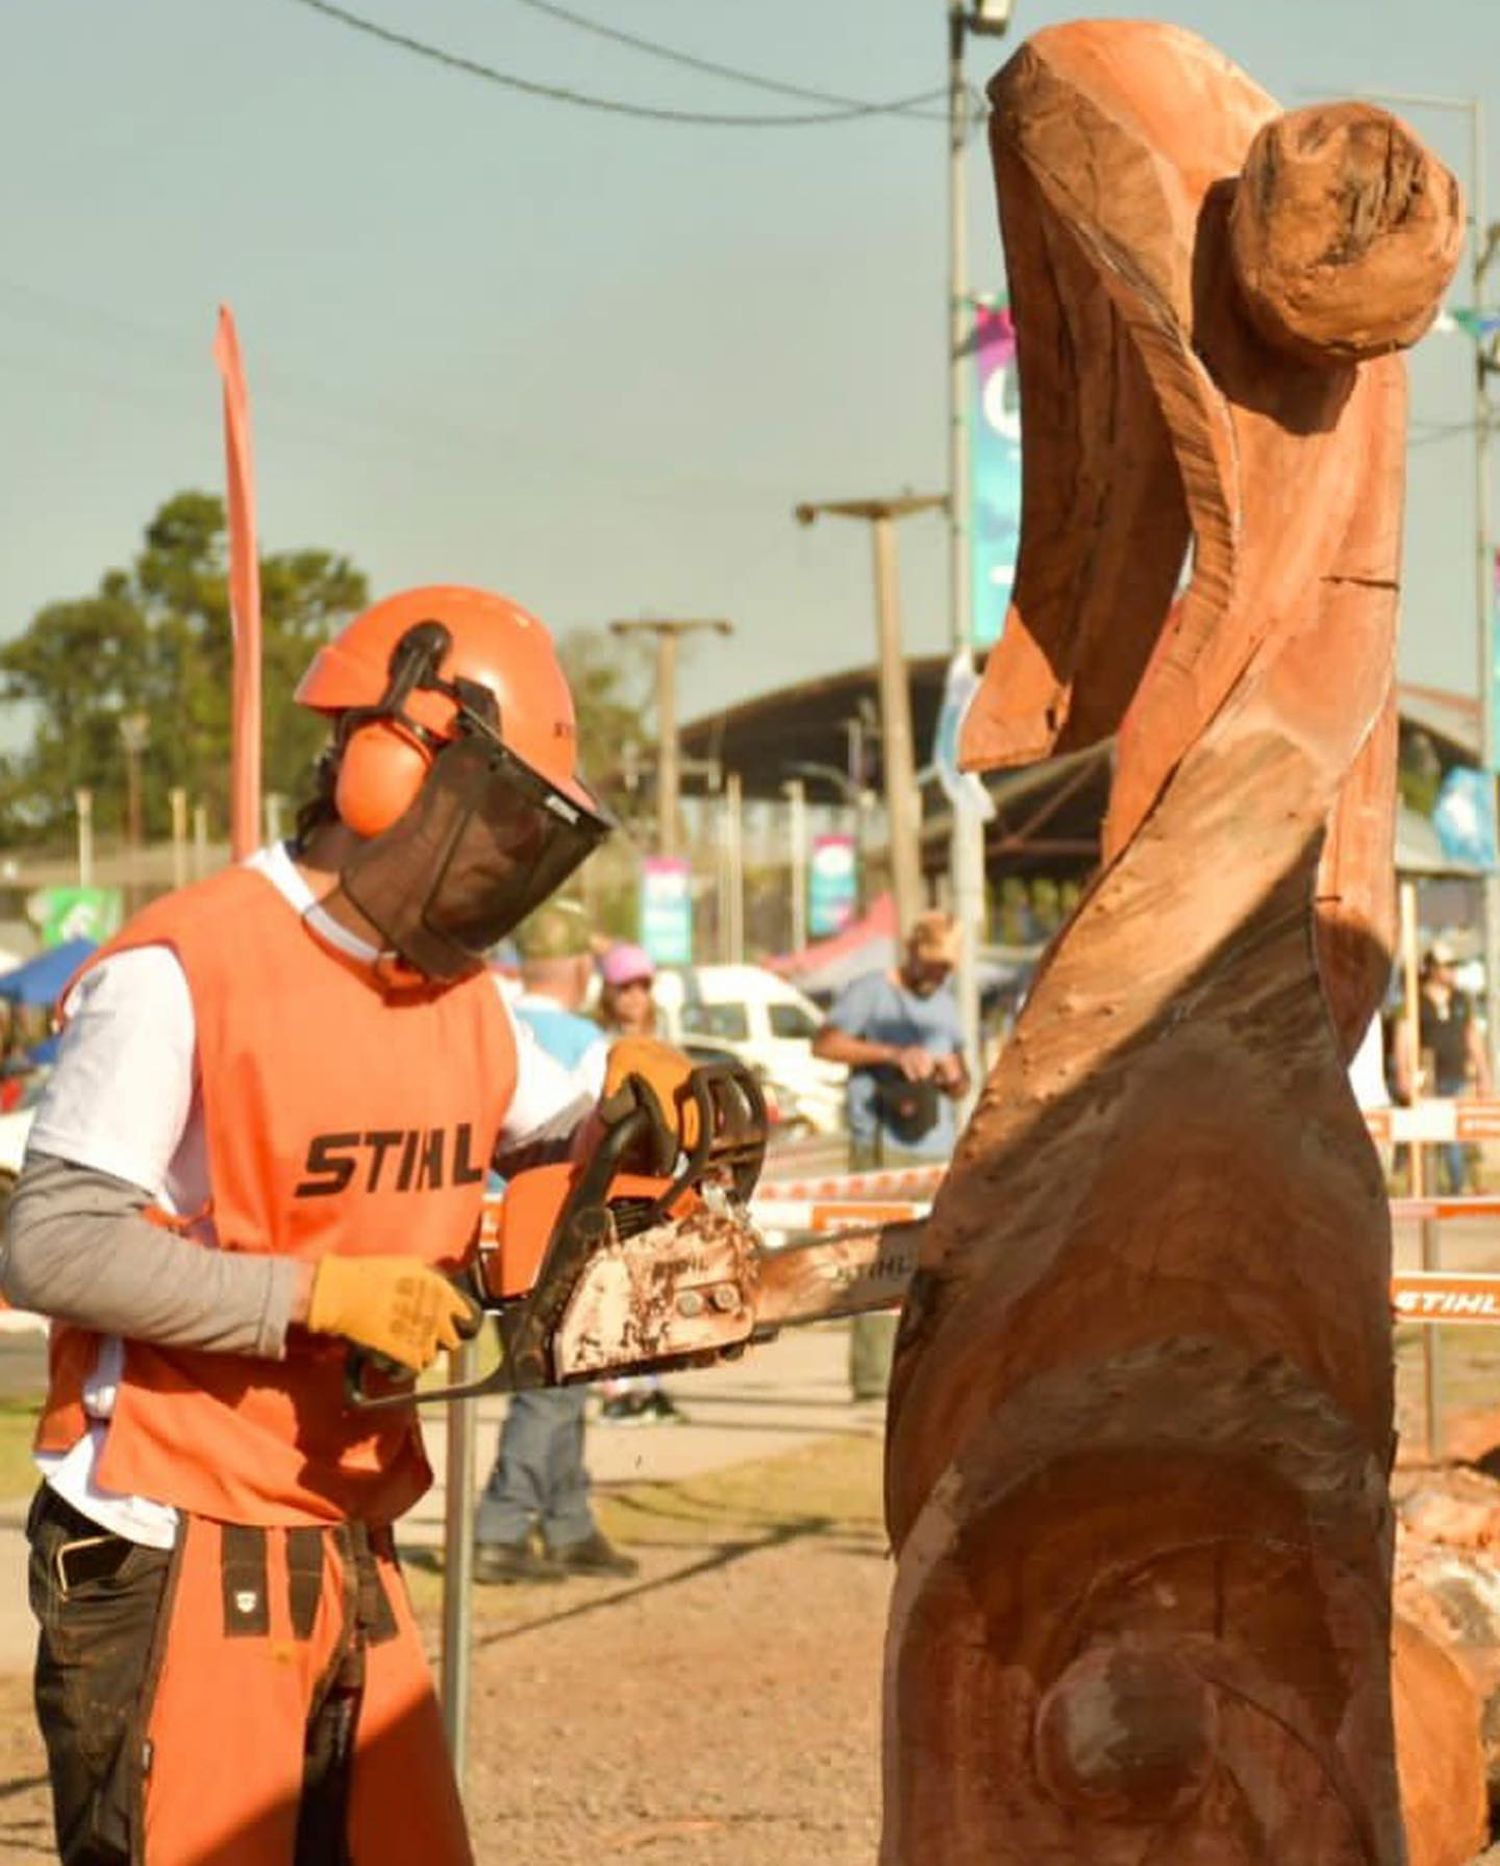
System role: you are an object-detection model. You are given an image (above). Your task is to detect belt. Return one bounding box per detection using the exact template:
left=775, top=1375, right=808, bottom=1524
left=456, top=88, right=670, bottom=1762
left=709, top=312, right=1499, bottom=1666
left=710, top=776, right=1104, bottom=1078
left=32, top=1484, right=140, bottom=1592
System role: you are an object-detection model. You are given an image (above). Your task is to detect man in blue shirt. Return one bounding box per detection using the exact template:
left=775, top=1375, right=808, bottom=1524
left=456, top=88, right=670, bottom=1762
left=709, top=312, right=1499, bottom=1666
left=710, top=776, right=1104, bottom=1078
left=812, top=911, right=969, bottom=1398
left=474, top=905, right=640, bottom=1584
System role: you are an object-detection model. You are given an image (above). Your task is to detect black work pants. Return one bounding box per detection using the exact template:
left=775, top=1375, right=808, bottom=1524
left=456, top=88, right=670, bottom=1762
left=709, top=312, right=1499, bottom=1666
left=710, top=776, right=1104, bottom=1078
left=27, top=1484, right=172, bottom=1866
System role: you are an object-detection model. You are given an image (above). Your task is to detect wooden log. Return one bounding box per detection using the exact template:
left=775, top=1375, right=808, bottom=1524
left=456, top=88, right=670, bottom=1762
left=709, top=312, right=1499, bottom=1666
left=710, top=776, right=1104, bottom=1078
left=883, top=22, right=1465, bottom=1864
left=1393, top=1617, right=1489, bottom=1866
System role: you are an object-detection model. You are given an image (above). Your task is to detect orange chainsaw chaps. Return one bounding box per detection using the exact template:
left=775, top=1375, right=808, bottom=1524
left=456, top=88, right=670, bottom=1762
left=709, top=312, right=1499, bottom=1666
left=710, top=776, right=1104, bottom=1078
left=480, top=1166, right=702, bottom=1301
left=140, top=1515, right=470, bottom=1866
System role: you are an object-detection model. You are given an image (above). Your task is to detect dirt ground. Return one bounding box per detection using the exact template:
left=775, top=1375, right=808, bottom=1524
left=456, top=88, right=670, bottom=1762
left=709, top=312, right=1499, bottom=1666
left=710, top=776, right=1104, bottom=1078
left=0, top=1435, right=893, bottom=1866
left=0, top=1340, right=1496, bottom=1865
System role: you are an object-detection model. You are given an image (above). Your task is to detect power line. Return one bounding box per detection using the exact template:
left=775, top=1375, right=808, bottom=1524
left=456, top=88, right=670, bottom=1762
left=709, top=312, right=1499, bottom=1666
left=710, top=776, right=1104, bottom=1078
left=505, top=0, right=946, bottom=121
left=288, top=0, right=947, bottom=128
left=1410, top=419, right=1479, bottom=449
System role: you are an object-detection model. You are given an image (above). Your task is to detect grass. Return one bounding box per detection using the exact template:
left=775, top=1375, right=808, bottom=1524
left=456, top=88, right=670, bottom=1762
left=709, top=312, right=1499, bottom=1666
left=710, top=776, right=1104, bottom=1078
left=0, top=1396, right=41, bottom=1503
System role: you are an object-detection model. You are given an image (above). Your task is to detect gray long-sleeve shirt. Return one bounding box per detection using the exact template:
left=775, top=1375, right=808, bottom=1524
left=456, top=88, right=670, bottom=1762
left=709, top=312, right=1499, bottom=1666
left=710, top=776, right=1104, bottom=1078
left=1, top=1153, right=295, bottom=1356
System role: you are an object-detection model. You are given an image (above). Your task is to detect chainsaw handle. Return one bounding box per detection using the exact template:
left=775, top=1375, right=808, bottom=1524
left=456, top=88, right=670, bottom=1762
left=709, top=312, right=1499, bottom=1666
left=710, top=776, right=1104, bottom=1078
left=343, top=1264, right=486, bottom=1411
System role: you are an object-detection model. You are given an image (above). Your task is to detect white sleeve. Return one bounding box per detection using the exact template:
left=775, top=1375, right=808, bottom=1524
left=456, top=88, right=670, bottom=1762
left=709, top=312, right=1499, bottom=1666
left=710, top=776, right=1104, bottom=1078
left=574, top=1035, right=609, bottom=1102
left=496, top=993, right=596, bottom=1150
left=25, top=947, right=197, bottom=1199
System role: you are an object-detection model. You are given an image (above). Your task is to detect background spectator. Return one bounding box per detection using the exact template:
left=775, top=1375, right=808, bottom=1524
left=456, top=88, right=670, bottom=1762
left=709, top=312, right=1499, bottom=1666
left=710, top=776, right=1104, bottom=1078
left=474, top=903, right=640, bottom=1583
left=594, top=941, right=686, bottom=1425
left=1392, top=936, right=1492, bottom=1192
left=812, top=911, right=969, bottom=1400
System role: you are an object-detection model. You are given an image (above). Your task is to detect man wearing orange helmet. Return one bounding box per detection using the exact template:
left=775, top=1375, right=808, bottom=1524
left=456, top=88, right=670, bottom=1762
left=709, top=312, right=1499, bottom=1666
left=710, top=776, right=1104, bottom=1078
left=1, top=587, right=617, bottom=1865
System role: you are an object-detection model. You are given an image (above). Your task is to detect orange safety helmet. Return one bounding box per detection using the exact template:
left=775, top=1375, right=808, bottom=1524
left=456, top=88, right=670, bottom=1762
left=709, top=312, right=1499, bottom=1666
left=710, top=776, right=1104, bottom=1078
left=296, top=585, right=597, bottom=837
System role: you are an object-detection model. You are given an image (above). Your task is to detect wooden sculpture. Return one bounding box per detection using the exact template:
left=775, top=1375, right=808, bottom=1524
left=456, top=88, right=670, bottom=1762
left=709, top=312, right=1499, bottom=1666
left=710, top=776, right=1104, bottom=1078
left=883, top=22, right=1469, bottom=1864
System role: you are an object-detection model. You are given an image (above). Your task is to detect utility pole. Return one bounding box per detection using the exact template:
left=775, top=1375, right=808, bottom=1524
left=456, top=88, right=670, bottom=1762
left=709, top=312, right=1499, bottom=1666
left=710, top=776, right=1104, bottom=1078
left=949, top=0, right=1014, bottom=1088
left=796, top=496, right=944, bottom=939
left=783, top=777, right=808, bottom=951
left=610, top=617, right=733, bottom=860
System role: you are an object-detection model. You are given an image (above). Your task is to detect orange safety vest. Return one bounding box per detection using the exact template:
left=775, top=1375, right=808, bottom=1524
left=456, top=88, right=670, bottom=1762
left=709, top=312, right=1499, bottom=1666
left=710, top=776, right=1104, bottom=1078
left=36, top=863, right=516, bottom=1525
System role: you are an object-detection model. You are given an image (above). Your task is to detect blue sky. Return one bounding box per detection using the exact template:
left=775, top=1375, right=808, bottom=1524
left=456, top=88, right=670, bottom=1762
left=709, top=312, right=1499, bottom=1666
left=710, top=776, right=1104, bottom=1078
left=3, top=0, right=1497, bottom=759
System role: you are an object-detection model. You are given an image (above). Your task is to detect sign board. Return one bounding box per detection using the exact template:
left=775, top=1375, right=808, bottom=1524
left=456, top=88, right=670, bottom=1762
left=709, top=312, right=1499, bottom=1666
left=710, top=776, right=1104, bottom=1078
left=808, top=835, right=858, bottom=938
left=639, top=857, right=693, bottom=966
left=27, top=886, right=124, bottom=948
left=1432, top=764, right=1496, bottom=870
left=971, top=302, right=1022, bottom=650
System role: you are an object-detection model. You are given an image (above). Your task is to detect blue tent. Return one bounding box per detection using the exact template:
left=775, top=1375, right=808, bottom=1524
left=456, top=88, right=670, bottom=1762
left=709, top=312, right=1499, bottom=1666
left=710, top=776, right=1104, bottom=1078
left=0, top=939, right=98, bottom=1007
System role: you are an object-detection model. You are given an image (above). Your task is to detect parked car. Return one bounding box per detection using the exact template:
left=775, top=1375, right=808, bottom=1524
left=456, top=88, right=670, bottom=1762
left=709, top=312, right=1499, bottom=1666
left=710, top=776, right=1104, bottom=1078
left=652, top=965, right=846, bottom=1136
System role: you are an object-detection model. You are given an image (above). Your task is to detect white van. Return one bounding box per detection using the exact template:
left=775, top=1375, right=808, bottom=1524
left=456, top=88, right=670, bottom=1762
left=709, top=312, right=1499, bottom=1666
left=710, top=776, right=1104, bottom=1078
left=652, top=965, right=846, bottom=1136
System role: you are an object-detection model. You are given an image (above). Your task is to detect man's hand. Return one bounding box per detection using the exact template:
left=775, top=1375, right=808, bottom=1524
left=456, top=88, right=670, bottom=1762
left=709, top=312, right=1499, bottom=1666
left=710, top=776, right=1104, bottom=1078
left=894, top=1046, right=938, bottom=1083
left=304, top=1255, right=482, bottom=1374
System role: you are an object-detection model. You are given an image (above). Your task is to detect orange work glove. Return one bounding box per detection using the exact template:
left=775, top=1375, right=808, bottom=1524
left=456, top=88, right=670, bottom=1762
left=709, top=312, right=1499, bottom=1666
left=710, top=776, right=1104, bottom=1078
left=306, top=1256, right=482, bottom=1374
left=602, top=1036, right=700, bottom=1159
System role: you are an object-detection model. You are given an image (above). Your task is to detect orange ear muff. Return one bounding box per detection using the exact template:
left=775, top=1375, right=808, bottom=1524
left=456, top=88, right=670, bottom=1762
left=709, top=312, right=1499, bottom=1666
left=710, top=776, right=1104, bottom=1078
left=335, top=720, right=433, bottom=838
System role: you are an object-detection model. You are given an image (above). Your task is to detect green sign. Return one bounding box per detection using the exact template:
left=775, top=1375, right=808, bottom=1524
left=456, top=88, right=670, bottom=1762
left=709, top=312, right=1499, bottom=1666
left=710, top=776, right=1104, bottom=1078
left=29, top=887, right=124, bottom=947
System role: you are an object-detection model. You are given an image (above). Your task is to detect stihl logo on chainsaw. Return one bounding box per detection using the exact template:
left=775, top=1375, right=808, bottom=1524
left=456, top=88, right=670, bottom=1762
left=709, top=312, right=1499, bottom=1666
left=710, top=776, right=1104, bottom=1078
left=295, top=1125, right=488, bottom=1198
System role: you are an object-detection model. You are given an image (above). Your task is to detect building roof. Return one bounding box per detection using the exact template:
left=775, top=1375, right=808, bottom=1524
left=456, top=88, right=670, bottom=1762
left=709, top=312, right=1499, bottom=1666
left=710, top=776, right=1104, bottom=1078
left=677, top=663, right=1482, bottom=879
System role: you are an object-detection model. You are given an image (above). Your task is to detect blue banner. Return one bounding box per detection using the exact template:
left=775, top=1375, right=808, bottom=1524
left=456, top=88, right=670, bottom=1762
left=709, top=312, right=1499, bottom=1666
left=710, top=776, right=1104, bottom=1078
left=971, top=303, right=1022, bottom=651
left=639, top=857, right=693, bottom=965
left=1433, top=766, right=1497, bottom=870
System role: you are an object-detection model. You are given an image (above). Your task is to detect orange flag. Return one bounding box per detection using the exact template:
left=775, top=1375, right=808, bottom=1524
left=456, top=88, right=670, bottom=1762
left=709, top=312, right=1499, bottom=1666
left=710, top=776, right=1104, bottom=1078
left=213, top=305, right=262, bottom=860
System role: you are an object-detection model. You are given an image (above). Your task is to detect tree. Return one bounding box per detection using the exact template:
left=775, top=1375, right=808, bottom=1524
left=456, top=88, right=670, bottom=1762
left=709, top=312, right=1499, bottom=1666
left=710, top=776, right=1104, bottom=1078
left=0, top=493, right=367, bottom=845
left=0, top=499, right=653, bottom=853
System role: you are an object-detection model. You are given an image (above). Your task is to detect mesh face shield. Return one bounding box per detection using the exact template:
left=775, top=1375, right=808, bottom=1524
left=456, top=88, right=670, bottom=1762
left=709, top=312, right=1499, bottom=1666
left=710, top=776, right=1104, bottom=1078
left=336, top=733, right=612, bottom=983
left=326, top=621, right=613, bottom=983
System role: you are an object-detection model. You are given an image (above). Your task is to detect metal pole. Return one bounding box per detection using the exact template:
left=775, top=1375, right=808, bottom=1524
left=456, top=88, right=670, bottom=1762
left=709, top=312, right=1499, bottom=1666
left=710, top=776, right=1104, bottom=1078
left=192, top=801, right=209, bottom=880
left=74, top=788, right=93, bottom=889
left=947, top=0, right=990, bottom=1095
left=871, top=515, right=925, bottom=934
left=1420, top=1214, right=1444, bottom=1460
left=440, top=1338, right=480, bottom=1790
left=785, top=778, right=808, bottom=952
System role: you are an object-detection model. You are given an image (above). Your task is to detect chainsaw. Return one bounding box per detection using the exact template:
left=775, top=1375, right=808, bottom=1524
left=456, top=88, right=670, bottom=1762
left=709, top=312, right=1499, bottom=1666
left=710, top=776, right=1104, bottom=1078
left=346, top=1056, right=925, bottom=1410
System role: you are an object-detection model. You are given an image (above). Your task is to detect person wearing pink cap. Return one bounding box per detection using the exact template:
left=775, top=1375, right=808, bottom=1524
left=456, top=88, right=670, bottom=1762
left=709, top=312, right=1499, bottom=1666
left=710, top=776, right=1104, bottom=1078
left=598, top=942, right=657, bottom=1034
left=594, top=942, right=685, bottom=1423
